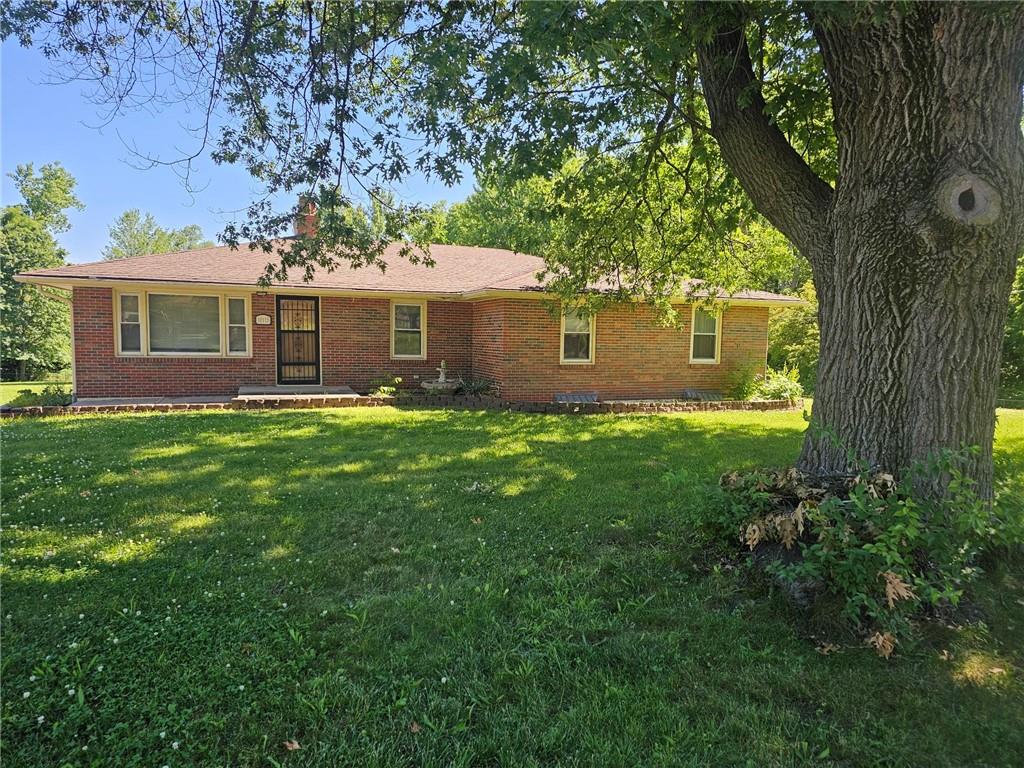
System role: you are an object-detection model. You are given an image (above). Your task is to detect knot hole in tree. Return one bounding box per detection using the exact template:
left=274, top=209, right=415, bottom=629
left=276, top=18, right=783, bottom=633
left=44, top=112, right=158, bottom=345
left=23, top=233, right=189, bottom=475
left=938, top=173, right=1000, bottom=226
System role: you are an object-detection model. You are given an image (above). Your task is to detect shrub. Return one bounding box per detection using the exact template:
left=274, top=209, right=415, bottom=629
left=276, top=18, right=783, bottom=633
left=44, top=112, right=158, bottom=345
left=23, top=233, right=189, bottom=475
left=369, top=373, right=402, bottom=397
left=458, top=378, right=496, bottom=396
left=726, top=363, right=761, bottom=400
left=753, top=366, right=804, bottom=401
left=8, top=383, right=72, bottom=407
left=720, top=448, right=997, bottom=656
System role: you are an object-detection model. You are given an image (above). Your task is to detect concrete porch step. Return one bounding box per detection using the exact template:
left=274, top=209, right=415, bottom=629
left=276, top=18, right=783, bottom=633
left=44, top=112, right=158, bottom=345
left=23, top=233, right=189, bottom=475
left=234, top=385, right=359, bottom=401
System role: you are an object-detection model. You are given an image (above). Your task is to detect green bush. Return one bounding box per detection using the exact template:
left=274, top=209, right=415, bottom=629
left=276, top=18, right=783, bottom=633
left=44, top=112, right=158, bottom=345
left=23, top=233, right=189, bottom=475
left=767, top=280, right=819, bottom=393
left=369, top=373, right=402, bottom=397
left=458, top=378, right=496, bottom=396
left=753, top=365, right=804, bottom=401
left=7, top=383, right=72, bottom=407
left=726, top=363, right=761, bottom=400
left=720, top=448, right=1000, bottom=656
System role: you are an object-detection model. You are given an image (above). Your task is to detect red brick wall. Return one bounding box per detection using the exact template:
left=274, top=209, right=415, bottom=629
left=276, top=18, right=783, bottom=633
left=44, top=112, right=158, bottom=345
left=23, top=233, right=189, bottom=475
left=72, top=287, right=276, bottom=398
left=72, top=288, right=769, bottom=401
left=494, top=299, right=768, bottom=401
left=320, top=297, right=473, bottom=390
left=469, top=300, right=507, bottom=390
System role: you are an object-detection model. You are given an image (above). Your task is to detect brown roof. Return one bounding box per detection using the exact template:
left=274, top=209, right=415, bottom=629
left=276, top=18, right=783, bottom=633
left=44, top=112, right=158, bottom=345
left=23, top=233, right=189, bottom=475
left=15, top=239, right=802, bottom=304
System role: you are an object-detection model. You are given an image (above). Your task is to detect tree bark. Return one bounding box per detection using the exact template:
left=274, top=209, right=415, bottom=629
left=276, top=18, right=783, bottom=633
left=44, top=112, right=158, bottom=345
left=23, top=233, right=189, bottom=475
left=700, top=4, right=1024, bottom=498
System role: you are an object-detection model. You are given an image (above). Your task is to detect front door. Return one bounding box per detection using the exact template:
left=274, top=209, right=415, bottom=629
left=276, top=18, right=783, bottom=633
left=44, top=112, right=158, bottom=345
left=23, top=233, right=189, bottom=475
left=276, top=296, right=320, bottom=385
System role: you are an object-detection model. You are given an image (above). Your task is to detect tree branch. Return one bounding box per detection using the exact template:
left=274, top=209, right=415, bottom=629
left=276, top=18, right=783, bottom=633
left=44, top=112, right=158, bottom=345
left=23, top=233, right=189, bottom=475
left=697, top=22, right=833, bottom=263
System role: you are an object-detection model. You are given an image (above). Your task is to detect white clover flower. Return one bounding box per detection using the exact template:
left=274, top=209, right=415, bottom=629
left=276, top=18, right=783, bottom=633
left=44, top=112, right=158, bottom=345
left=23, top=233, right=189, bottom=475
left=37, top=715, right=45, bottom=724
left=172, top=741, right=180, bottom=750
left=22, top=691, right=30, bottom=699
left=160, top=731, right=166, bottom=739
left=238, top=684, right=245, bottom=691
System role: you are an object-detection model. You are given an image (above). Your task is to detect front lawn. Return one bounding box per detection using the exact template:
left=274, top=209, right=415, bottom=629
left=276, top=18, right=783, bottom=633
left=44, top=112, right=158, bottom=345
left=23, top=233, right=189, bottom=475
left=3, top=407, right=1022, bottom=767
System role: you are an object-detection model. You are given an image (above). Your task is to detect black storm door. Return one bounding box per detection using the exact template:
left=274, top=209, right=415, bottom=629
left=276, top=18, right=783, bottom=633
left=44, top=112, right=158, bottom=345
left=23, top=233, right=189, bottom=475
left=276, top=296, right=320, bottom=384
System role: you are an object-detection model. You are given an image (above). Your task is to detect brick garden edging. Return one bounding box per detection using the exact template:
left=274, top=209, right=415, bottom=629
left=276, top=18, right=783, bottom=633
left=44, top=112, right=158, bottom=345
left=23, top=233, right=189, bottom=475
left=0, top=395, right=802, bottom=419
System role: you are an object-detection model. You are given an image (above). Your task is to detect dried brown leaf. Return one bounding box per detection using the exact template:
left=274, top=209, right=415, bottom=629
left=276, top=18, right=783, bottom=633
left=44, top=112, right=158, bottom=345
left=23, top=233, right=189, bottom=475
left=882, top=571, right=916, bottom=608
left=868, top=631, right=897, bottom=658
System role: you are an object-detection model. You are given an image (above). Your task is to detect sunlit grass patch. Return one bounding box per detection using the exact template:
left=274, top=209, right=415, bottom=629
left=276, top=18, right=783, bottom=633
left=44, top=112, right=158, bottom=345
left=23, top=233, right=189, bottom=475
left=1, top=406, right=1022, bottom=766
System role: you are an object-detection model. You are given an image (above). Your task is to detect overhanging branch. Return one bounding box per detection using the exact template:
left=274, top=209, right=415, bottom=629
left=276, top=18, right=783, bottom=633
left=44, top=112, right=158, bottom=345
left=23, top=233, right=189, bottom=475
left=697, top=23, right=833, bottom=263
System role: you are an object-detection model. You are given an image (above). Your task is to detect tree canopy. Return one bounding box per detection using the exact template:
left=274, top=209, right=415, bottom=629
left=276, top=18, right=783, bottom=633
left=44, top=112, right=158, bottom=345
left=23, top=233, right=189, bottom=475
left=0, top=208, right=69, bottom=377
left=0, top=1, right=837, bottom=295
left=7, top=161, right=83, bottom=235
left=102, top=209, right=213, bottom=260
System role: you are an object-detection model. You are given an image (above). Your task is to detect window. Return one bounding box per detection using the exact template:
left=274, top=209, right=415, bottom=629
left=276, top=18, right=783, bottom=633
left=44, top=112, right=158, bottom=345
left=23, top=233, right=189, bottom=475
left=561, top=309, right=594, bottom=364
left=118, top=294, right=142, bottom=354
left=392, top=301, right=425, bottom=358
left=149, top=294, right=221, bottom=353
left=690, top=307, right=720, bottom=363
left=227, top=297, right=248, bottom=354
left=114, top=291, right=251, bottom=357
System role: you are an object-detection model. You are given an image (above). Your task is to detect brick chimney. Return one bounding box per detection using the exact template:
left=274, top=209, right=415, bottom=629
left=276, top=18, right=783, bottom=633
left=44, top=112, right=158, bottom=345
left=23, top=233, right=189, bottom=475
left=295, top=195, right=318, bottom=238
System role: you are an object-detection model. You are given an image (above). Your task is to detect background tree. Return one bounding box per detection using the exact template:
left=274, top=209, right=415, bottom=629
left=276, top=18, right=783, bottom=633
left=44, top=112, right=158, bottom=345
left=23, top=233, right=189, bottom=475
left=6, top=2, right=1022, bottom=496
left=1002, top=262, right=1024, bottom=402
left=7, top=161, right=83, bottom=234
left=102, top=209, right=213, bottom=260
left=767, top=281, right=819, bottom=393
left=0, top=162, right=81, bottom=380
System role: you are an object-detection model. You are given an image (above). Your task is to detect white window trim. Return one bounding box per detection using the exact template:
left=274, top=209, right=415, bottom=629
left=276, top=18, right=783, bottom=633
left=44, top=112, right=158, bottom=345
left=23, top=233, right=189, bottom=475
left=689, top=305, right=722, bottom=364
left=113, top=289, right=252, bottom=358
left=560, top=309, right=596, bottom=365
left=225, top=296, right=252, bottom=357
left=115, top=292, right=144, bottom=356
left=390, top=299, right=427, bottom=360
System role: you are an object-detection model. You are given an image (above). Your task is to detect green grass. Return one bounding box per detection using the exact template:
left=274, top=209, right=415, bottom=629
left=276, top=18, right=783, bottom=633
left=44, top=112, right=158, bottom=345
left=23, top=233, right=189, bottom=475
left=2, top=407, right=1022, bottom=767
left=0, top=381, right=72, bottom=407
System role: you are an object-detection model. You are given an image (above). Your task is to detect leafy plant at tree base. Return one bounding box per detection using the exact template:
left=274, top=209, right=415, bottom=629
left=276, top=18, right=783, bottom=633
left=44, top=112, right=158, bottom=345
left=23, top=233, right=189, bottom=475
left=720, top=448, right=1000, bottom=656
left=753, top=366, right=804, bottom=402
left=369, top=374, right=402, bottom=397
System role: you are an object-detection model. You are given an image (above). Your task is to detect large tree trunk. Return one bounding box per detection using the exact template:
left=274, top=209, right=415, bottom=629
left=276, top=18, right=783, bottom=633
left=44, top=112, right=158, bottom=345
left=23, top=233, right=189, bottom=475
left=700, top=4, right=1024, bottom=499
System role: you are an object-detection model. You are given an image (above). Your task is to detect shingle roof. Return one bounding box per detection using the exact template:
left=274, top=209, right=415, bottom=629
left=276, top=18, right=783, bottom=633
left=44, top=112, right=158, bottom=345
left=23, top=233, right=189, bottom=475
left=16, top=239, right=802, bottom=304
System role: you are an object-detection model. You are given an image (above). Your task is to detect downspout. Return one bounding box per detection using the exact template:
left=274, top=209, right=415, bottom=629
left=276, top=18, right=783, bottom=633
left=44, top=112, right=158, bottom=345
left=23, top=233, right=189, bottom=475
left=36, top=286, right=76, bottom=401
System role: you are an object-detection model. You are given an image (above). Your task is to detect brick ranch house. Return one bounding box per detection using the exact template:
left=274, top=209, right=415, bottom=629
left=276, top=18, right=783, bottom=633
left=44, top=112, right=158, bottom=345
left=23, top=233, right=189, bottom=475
left=16, top=231, right=799, bottom=403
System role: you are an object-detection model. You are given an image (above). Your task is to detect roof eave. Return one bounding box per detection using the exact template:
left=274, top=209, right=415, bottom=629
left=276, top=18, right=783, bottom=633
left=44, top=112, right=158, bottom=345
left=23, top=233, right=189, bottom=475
left=15, top=273, right=805, bottom=307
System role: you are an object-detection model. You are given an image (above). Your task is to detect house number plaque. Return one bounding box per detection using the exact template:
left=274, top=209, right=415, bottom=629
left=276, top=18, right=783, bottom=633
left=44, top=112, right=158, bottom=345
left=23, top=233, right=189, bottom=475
left=255, top=314, right=272, bottom=325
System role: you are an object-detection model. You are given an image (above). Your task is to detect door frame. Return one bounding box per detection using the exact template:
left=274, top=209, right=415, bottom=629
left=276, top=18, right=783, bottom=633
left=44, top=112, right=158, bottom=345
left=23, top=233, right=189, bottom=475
left=275, top=295, right=322, bottom=385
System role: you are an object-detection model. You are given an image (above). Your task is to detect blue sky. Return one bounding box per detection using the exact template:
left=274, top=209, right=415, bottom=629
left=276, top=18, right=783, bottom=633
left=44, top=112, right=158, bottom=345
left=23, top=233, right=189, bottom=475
left=2, top=41, right=476, bottom=263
